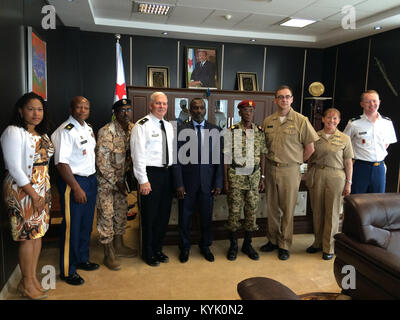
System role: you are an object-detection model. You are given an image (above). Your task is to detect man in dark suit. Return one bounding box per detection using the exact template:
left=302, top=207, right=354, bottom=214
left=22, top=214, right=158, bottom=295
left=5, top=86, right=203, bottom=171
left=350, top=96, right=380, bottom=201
left=190, top=50, right=216, bottom=88
left=173, top=98, right=223, bottom=263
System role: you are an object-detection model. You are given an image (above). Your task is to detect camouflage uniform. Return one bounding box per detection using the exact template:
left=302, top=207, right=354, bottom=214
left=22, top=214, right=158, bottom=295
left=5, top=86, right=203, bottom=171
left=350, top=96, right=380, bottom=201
left=224, top=122, right=267, bottom=232
left=96, top=120, right=134, bottom=244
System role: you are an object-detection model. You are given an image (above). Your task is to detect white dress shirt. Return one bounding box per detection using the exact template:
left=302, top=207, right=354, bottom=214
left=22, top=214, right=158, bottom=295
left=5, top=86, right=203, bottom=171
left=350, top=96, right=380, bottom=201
left=343, top=113, right=397, bottom=162
left=130, top=113, right=174, bottom=184
left=1, top=126, right=53, bottom=187
left=51, top=115, right=96, bottom=176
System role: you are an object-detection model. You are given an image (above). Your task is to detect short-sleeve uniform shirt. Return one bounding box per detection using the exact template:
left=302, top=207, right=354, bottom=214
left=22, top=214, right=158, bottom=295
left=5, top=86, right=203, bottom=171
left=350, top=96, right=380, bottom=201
left=51, top=115, right=96, bottom=176
left=262, top=108, right=319, bottom=165
left=343, top=113, right=397, bottom=162
left=309, top=129, right=354, bottom=169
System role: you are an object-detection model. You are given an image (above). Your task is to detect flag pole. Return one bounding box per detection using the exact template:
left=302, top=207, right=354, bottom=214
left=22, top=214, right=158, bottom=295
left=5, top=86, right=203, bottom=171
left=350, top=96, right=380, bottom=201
left=115, top=33, right=121, bottom=43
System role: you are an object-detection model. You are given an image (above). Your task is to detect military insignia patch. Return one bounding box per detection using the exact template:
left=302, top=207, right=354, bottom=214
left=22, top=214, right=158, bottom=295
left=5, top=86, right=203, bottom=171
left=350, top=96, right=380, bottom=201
left=65, top=123, right=74, bottom=130
left=139, top=118, right=149, bottom=125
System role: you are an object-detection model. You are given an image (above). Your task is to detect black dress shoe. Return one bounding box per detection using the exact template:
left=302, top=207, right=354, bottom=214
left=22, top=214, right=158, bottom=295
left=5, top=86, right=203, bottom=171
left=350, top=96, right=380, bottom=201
left=60, top=273, right=85, bottom=286
left=306, top=246, right=322, bottom=254
left=179, top=250, right=190, bottom=263
left=278, top=248, right=290, bottom=260
left=144, top=256, right=160, bottom=267
left=155, top=251, right=169, bottom=263
left=200, top=248, right=215, bottom=262
left=323, top=252, right=334, bottom=260
left=76, top=261, right=100, bottom=271
left=260, top=241, right=278, bottom=252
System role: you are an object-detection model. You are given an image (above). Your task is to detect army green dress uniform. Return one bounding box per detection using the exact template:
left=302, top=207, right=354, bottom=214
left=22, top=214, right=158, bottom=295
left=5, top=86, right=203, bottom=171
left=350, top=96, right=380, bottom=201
left=306, top=129, right=354, bottom=255
left=263, top=107, right=319, bottom=252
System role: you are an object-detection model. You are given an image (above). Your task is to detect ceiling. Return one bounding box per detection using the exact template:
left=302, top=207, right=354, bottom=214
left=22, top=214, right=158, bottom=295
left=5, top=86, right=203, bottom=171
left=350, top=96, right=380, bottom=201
left=48, top=0, right=400, bottom=48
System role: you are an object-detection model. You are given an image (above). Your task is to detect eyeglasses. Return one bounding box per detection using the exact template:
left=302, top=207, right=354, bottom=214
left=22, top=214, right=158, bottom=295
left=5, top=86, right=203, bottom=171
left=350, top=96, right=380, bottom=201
left=276, top=95, right=293, bottom=100
left=117, top=108, right=132, bottom=113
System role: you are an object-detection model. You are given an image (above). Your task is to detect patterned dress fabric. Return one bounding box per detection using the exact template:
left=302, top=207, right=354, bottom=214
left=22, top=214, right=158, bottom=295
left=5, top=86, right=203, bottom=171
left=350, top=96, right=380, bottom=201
left=3, top=134, right=54, bottom=241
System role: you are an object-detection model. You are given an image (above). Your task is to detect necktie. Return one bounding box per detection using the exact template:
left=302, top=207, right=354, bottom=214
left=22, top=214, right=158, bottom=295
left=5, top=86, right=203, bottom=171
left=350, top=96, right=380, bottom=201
left=196, top=124, right=201, bottom=164
left=160, top=120, right=169, bottom=167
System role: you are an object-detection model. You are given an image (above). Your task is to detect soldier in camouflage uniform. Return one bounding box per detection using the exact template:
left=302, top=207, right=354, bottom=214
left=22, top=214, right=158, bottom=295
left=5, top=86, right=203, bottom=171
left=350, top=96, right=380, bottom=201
left=96, top=99, right=137, bottom=270
left=223, top=100, right=267, bottom=261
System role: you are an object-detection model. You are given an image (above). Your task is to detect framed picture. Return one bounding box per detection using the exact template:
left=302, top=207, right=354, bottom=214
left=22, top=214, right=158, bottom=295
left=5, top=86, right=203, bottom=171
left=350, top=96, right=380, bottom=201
left=237, top=72, right=258, bottom=92
left=147, top=66, right=170, bottom=88
left=27, top=26, right=47, bottom=100
left=185, top=46, right=218, bottom=89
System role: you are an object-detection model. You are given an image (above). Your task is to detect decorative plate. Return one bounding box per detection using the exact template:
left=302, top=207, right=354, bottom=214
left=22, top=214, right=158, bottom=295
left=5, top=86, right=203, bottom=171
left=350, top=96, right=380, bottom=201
left=308, top=82, right=325, bottom=97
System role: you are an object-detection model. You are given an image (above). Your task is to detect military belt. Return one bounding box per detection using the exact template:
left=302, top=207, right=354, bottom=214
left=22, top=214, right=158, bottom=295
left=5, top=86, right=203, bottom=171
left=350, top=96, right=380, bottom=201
left=230, top=164, right=260, bottom=174
left=313, top=164, right=343, bottom=170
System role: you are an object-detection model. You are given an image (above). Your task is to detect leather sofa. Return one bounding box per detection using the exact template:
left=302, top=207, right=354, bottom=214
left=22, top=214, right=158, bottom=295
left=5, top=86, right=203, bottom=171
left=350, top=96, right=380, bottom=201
left=334, top=193, right=400, bottom=300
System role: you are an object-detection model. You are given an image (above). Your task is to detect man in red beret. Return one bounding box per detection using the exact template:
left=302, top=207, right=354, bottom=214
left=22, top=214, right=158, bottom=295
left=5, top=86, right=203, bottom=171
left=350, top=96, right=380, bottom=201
left=223, top=100, right=267, bottom=261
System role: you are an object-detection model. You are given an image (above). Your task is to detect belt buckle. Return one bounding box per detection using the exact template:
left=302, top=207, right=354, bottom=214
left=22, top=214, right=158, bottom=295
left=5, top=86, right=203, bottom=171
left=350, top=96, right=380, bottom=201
left=373, top=162, right=380, bottom=166
left=276, top=162, right=280, bottom=167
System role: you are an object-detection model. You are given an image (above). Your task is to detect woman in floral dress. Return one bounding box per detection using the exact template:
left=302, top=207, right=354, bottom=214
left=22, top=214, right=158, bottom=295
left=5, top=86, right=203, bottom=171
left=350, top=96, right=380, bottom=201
left=1, top=92, right=54, bottom=299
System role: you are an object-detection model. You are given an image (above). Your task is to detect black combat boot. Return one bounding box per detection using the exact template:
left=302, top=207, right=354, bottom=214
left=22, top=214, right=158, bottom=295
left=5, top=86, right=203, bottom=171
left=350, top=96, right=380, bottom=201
left=241, top=231, right=259, bottom=260
left=227, top=231, right=238, bottom=261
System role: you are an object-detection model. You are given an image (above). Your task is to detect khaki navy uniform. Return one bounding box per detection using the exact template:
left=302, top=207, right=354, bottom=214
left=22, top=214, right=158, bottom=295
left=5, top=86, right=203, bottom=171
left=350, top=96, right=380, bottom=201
left=224, top=122, right=267, bottom=232
left=263, top=107, right=319, bottom=250
left=307, top=129, right=354, bottom=254
left=96, top=120, right=134, bottom=244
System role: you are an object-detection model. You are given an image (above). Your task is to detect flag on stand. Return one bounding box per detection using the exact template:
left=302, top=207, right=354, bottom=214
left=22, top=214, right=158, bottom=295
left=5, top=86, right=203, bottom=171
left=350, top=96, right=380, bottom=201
left=114, top=40, right=127, bottom=103
left=187, top=48, right=195, bottom=83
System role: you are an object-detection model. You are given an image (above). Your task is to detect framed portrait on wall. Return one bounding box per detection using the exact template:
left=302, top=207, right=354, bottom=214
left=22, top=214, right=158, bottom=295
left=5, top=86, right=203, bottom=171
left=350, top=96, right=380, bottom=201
left=237, top=72, right=258, bottom=92
left=27, top=27, right=47, bottom=100
left=147, top=66, right=170, bottom=88
left=185, top=46, right=218, bottom=89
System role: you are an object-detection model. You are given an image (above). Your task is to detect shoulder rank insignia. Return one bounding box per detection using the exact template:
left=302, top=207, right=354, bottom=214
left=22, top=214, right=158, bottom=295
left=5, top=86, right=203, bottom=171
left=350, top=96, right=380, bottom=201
left=257, top=125, right=263, bottom=132
left=382, top=116, right=391, bottom=121
left=64, top=123, right=74, bottom=131
left=230, top=124, right=239, bottom=130
left=138, top=117, right=149, bottom=125
left=87, top=123, right=93, bottom=128
left=350, top=116, right=361, bottom=122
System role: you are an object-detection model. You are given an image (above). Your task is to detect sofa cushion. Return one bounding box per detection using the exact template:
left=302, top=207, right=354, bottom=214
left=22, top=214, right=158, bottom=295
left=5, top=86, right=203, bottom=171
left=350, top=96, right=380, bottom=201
left=342, top=193, right=400, bottom=254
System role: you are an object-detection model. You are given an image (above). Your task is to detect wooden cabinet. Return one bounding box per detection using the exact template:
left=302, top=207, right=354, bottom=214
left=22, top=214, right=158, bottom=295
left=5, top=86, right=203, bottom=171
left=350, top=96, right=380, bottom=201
left=127, top=86, right=277, bottom=127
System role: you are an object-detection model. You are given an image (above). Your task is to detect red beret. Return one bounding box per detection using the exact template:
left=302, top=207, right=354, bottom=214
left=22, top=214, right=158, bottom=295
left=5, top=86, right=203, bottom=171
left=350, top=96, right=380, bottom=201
left=237, top=100, right=256, bottom=109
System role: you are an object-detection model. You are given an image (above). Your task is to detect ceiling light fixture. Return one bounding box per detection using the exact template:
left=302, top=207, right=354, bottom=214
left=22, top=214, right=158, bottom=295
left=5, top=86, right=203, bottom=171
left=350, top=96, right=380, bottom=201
left=250, top=39, right=256, bottom=42
left=162, top=32, right=168, bottom=35
left=280, top=18, right=316, bottom=28
left=133, top=1, right=172, bottom=15
left=374, top=26, right=382, bottom=30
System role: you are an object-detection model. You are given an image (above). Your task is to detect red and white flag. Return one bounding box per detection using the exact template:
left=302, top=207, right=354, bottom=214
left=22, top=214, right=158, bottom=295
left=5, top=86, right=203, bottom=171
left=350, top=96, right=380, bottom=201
left=114, top=40, right=127, bottom=102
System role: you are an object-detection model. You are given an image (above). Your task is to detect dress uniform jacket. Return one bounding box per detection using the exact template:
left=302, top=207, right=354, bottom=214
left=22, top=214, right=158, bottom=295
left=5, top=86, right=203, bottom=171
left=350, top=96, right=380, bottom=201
left=51, top=115, right=97, bottom=278
left=262, top=107, right=319, bottom=250
left=307, top=129, right=354, bottom=254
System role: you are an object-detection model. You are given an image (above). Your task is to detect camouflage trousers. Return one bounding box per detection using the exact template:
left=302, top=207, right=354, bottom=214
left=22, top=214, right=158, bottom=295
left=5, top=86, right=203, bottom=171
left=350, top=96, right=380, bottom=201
left=225, top=188, right=259, bottom=232
left=96, top=186, right=128, bottom=244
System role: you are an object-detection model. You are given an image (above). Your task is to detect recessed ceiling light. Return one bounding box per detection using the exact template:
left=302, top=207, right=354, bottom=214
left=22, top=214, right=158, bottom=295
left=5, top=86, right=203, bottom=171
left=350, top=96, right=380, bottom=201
left=280, top=18, right=316, bottom=28
left=250, top=39, right=256, bottom=42
left=162, top=32, right=168, bottom=35
left=374, top=26, right=382, bottom=30
left=133, top=1, right=172, bottom=15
